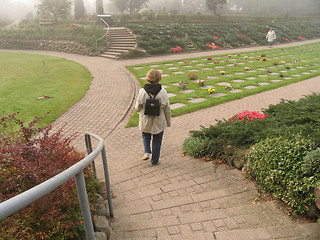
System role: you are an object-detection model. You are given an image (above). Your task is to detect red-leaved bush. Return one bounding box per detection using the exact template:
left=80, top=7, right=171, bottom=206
left=0, top=113, right=97, bottom=239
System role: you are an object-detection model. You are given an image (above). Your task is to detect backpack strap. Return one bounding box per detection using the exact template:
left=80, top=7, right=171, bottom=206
left=145, top=90, right=158, bottom=99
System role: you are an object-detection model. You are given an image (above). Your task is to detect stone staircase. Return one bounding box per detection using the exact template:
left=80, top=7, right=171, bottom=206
left=107, top=154, right=320, bottom=239
left=100, top=27, right=136, bottom=59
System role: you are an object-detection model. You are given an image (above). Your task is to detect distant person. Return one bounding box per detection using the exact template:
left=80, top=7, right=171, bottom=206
left=135, top=69, right=171, bottom=166
left=266, top=27, right=277, bottom=48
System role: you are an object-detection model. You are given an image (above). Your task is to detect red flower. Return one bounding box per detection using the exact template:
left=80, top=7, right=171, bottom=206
left=240, top=34, right=246, bottom=37
left=213, top=37, right=219, bottom=40
left=297, top=36, right=303, bottom=40
left=285, top=38, right=290, bottom=42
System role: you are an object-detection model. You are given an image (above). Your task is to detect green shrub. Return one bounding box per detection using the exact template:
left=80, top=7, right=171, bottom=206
left=182, top=137, right=209, bottom=158
left=244, top=134, right=317, bottom=215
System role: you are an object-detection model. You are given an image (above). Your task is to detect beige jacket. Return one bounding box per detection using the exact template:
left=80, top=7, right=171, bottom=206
left=135, top=87, right=171, bottom=134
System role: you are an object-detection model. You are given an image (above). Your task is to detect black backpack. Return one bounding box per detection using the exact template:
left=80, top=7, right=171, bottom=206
left=144, top=92, right=160, bottom=116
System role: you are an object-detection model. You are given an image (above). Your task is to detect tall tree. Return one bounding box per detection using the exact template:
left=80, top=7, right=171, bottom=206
left=206, top=0, right=227, bottom=15
left=96, top=0, right=104, bottom=14
left=37, top=0, right=72, bottom=22
left=74, top=0, right=86, bottom=19
left=111, top=0, right=149, bottom=14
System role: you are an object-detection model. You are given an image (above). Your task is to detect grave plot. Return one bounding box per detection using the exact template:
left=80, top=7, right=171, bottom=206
left=128, top=42, right=320, bottom=113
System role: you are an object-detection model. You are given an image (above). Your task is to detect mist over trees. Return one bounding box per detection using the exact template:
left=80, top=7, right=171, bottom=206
left=37, top=0, right=72, bottom=22
left=109, top=0, right=149, bottom=14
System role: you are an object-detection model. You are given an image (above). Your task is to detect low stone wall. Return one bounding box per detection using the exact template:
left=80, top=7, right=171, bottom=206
left=0, top=39, right=93, bottom=55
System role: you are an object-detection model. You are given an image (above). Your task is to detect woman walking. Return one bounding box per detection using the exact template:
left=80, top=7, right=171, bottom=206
left=135, top=69, right=171, bottom=166
left=266, top=27, right=277, bottom=48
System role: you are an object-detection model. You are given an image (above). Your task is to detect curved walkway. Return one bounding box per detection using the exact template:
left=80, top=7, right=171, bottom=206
left=4, top=39, right=320, bottom=239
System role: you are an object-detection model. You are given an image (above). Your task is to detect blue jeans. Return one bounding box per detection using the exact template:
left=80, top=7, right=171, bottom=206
left=142, top=131, right=164, bottom=165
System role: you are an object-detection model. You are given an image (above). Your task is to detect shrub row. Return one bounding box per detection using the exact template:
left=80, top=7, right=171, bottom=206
left=183, top=93, right=320, bottom=215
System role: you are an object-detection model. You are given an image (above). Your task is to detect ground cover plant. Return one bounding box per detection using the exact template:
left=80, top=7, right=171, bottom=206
left=126, top=41, right=320, bottom=127
left=127, top=21, right=320, bottom=55
left=0, top=52, right=92, bottom=127
left=0, top=113, right=101, bottom=239
left=183, top=93, right=320, bottom=216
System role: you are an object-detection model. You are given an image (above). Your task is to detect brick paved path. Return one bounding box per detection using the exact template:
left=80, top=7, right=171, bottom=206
left=5, top=39, right=320, bottom=239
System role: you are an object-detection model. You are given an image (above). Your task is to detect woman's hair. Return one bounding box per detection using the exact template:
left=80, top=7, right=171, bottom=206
left=146, top=69, right=162, bottom=84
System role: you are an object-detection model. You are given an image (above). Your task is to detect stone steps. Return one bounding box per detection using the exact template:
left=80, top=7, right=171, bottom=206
left=100, top=27, right=137, bottom=59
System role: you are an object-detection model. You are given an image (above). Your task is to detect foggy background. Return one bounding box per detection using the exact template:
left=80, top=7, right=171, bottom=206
left=0, top=0, right=319, bottom=22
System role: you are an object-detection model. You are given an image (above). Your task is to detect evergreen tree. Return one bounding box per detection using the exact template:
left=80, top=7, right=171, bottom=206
left=96, top=0, right=104, bottom=14
left=206, top=0, right=227, bottom=15
left=74, top=0, right=86, bottom=20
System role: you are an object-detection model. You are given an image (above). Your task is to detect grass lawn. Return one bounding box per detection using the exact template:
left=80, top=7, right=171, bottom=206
left=126, top=41, right=320, bottom=127
left=0, top=52, right=92, bottom=127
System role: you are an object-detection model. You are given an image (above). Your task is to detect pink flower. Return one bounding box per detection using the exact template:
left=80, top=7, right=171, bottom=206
left=228, top=110, right=268, bottom=123
left=297, top=36, right=303, bottom=40
left=213, top=37, right=219, bottom=40
left=285, top=38, right=290, bottom=42
left=171, top=46, right=182, bottom=52
left=240, top=34, right=246, bottom=37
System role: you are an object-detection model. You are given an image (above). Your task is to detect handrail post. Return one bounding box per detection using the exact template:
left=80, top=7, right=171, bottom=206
left=101, top=146, right=114, bottom=218
left=75, top=171, right=95, bottom=240
left=85, top=134, right=96, bottom=178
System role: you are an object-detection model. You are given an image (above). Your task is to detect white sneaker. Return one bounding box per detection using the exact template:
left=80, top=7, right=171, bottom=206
left=142, top=153, right=150, bottom=160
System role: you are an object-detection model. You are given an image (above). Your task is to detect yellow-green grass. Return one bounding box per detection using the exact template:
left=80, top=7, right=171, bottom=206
left=126, top=42, right=320, bottom=127
left=0, top=52, right=92, bottom=127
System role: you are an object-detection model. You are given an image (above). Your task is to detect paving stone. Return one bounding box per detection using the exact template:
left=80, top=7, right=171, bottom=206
left=201, top=85, right=214, bottom=89
left=188, top=98, right=206, bottom=103
left=229, top=89, right=243, bottom=93
left=169, top=103, right=185, bottom=109
left=258, top=82, right=270, bottom=85
left=210, top=93, right=226, bottom=98
left=215, top=228, right=271, bottom=240
left=167, top=93, right=177, bottom=98
left=232, top=79, right=245, bottom=82
left=203, top=68, right=213, bottom=70
left=168, top=67, right=178, bottom=69
left=246, top=77, right=257, bottom=80
left=180, top=89, right=194, bottom=93
left=216, top=82, right=229, bottom=86
left=244, top=85, right=257, bottom=89
left=173, top=71, right=185, bottom=74
left=207, top=76, right=219, bottom=79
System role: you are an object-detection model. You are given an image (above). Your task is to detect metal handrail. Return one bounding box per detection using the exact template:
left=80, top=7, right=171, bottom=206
left=0, top=133, right=113, bottom=240
left=96, top=15, right=110, bottom=54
